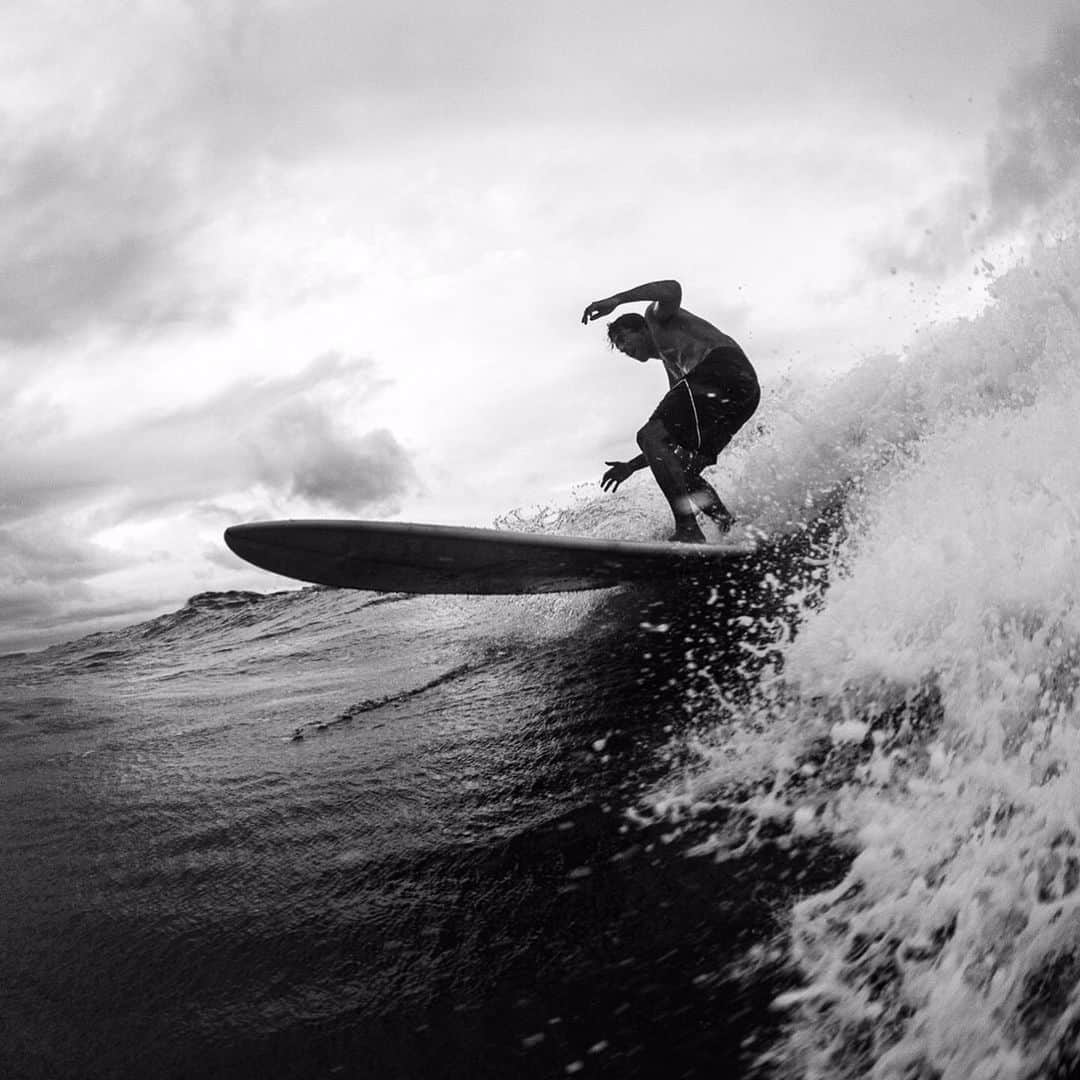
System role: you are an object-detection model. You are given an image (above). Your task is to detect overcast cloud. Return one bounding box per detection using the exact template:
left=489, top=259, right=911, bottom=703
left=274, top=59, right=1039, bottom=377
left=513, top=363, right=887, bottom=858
left=866, top=20, right=1080, bottom=276
left=0, top=129, right=226, bottom=345
left=2, top=352, right=410, bottom=520
left=0, top=352, right=416, bottom=651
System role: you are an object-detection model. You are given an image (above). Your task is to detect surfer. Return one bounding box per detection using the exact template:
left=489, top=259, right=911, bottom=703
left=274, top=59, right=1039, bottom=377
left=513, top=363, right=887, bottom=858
left=582, top=280, right=760, bottom=543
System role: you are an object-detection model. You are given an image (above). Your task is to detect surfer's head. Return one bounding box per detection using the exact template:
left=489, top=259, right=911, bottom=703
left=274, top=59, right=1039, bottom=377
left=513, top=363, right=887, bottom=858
left=607, top=313, right=652, bottom=362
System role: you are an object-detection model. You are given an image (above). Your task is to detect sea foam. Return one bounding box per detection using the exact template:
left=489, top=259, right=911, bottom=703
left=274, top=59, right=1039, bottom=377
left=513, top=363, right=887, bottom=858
left=661, top=234, right=1080, bottom=1078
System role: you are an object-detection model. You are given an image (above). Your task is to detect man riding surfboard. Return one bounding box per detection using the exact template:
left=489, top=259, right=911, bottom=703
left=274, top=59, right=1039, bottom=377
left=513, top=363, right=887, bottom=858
left=582, top=280, right=760, bottom=543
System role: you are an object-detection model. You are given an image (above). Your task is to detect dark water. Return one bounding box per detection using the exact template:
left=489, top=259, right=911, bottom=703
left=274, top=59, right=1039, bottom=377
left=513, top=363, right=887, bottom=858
left=2, top=534, right=844, bottom=1079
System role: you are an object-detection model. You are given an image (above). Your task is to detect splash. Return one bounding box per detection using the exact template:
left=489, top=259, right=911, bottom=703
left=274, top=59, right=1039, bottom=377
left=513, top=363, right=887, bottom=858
left=655, top=235, right=1080, bottom=1078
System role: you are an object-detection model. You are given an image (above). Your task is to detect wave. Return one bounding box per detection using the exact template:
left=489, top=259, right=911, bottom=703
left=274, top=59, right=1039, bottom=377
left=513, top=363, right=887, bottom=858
left=22, top=231, right=1080, bottom=1078
left=285, top=661, right=480, bottom=741
left=653, top=234, right=1080, bottom=1077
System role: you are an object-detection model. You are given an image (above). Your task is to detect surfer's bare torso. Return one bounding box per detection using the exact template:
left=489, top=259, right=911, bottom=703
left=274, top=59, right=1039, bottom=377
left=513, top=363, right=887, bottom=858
left=643, top=303, right=740, bottom=385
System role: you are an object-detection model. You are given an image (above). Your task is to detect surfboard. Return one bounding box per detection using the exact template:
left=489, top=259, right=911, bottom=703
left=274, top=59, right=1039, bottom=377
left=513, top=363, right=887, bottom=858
left=223, top=519, right=761, bottom=595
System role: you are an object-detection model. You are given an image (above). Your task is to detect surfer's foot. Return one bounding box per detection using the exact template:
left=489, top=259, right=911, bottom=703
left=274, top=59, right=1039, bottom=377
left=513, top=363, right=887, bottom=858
left=702, top=505, right=735, bottom=533
left=669, top=519, right=708, bottom=544
left=690, top=488, right=735, bottom=533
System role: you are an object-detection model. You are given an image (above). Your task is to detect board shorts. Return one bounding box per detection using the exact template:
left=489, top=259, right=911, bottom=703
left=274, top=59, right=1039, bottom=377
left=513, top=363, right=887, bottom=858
left=650, top=346, right=760, bottom=464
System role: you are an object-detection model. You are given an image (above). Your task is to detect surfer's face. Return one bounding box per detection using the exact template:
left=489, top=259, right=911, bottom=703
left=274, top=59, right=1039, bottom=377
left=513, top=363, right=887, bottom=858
left=612, top=330, right=651, bottom=362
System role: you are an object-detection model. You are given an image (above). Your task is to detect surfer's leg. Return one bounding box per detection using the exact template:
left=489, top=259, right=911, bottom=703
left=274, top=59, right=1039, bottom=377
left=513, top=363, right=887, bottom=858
left=636, top=418, right=707, bottom=543
left=679, top=450, right=735, bottom=532
left=677, top=358, right=762, bottom=535
left=692, top=481, right=735, bottom=531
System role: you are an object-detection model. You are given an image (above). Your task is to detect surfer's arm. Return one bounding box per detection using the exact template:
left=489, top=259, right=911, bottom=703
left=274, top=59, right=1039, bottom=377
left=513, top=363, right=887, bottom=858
left=582, top=280, right=682, bottom=324
left=601, top=455, right=647, bottom=493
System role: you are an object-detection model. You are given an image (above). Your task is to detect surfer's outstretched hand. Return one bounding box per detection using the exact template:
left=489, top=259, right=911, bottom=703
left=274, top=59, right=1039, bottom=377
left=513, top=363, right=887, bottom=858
left=582, top=298, right=618, bottom=324
left=601, top=460, right=635, bottom=492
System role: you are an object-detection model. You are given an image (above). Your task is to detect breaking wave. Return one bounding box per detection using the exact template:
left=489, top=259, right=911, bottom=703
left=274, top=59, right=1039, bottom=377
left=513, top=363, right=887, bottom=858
left=656, top=235, right=1080, bottom=1078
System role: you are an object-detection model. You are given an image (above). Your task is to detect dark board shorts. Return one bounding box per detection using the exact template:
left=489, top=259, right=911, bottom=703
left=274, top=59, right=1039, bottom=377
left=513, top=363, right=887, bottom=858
left=650, top=346, right=760, bottom=463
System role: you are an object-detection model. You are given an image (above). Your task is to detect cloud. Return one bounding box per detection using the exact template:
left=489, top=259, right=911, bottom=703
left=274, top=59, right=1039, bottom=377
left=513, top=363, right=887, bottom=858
left=0, top=524, right=134, bottom=652
left=0, top=132, right=228, bottom=345
left=0, top=526, right=123, bottom=586
left=0, top=1, right=566, bottom=349
left=0, top=351, right=418, bottom=650
left=865, top=20, right=1080, bottom=277
left=5, top=0, right=1072, bottom=350
left=252, top=411, right=417, bottom=510
left=0, top=352, right=416, bottom=526
left=864, top=183, right=985, bottom=278
left=985, top=20, right=1080, bottom=233
left=0, top=7, right=257, bottom=349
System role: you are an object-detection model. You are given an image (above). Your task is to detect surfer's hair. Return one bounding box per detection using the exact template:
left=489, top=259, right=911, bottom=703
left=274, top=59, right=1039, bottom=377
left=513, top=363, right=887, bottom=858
left=607, top=313, right=647, bottom=347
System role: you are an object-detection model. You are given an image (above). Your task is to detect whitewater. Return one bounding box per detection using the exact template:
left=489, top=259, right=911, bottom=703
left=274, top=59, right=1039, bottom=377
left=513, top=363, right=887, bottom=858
left=3, top=235, right=1080, bottom=1078
left=661, top=234, right=1080, bottom=1079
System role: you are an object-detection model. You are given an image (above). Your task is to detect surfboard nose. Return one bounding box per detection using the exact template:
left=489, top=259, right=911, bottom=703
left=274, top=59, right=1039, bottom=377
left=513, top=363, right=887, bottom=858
left=223, top=523, right=255, bottom=561
left=224, top=523, right=287, bottom=570
left=224, top=520, right=356, bottom=588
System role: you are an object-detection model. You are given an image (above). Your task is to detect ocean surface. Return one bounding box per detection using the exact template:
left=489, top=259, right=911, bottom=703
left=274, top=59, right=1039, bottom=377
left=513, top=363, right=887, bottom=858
left=5, top=237, right=1080, bottom=1079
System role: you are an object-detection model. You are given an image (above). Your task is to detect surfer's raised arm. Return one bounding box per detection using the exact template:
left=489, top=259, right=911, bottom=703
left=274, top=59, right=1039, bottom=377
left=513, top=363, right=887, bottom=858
left=581, top=280, right=682, bottom=325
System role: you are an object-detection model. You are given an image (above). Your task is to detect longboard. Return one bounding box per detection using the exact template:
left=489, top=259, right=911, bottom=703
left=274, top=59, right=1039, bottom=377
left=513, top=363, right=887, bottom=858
left=223, top=519, right=760, bottom=595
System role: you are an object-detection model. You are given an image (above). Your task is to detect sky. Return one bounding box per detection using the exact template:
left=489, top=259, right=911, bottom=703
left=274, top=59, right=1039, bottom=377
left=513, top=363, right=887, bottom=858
left=3, top=0, right=1079, bottom=652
